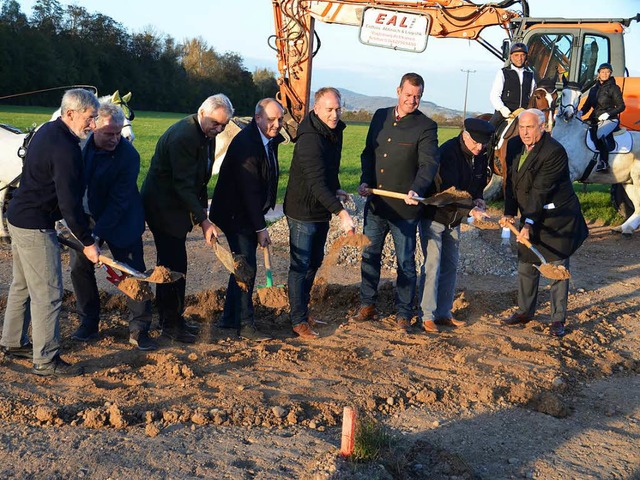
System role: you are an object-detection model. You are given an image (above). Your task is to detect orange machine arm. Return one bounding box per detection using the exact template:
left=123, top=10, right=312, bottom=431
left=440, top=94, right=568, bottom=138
left=271, top=0, right=523, bottom=137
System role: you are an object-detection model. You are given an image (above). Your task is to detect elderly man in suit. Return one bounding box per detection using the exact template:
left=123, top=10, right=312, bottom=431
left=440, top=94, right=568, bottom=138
left=500, top=108, right=588, bottom=337
left=209, top=98, right=284, bottom=342
left=353, top=72, right=440, bottom=332
left=69, top=100, right=156, bottom=351
left=142, top=94, right=234, bottom=343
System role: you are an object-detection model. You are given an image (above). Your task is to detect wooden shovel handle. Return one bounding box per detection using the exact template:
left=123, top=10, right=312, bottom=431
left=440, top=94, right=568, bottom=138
left=503, top=221, right=534, bottom=249
left=368, top=188, right=424, bottom=202
left=262, top=246, right=274, bottom=287
left=262, top=245, right=272, bottom=270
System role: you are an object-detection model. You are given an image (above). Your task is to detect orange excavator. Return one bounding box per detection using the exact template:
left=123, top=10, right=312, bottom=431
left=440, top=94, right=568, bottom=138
left=270, top=0, right=640, bottom=139
left=270, top=0, right=639, bottom=213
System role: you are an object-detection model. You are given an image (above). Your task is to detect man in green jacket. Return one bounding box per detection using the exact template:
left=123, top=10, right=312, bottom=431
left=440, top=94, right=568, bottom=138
left=141, top=94, right=234, bottom=343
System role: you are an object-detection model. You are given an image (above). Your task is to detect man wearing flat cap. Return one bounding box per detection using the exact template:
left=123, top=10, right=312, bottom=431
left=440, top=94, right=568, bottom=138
left=417, top=118, right=494, bottom=333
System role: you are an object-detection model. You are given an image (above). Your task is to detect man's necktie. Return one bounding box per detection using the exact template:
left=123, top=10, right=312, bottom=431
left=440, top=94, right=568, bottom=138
left=266, top=140, right=278, bottom=209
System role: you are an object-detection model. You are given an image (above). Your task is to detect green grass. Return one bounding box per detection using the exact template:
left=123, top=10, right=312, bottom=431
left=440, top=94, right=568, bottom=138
left=0, top=105, right=621, bottom=224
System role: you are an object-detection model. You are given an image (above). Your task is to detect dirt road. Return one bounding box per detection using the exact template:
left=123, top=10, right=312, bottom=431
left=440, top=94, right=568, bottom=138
left=0, top=211, right=638, bottom=479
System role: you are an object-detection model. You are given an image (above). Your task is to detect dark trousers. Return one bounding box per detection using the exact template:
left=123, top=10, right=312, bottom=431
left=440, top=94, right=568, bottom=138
left=517, top=257, right=570, bottom=323
left=70, top=238, right=152, bottom=333
left=221, top=231, right=258, bottom=330
left=287, top=217, right=329, bottom=326
left=149, top=229, right=188, bottom=330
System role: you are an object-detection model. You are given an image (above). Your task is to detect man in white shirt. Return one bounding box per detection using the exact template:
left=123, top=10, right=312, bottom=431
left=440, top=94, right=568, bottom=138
left=489, top=42, right=536, bottom=132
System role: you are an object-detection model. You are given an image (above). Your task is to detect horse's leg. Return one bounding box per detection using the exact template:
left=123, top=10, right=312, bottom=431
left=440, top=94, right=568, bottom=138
left=616, top=162, right=640, bottom=234
left=0, top=187, right=10, bottom=242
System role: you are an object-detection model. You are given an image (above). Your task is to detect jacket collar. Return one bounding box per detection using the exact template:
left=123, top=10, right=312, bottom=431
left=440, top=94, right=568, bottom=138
left=513, top=131, right=548, bottom=184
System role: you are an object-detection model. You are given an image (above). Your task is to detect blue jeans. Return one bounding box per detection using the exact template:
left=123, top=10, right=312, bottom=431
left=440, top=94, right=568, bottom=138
left=70, top=238, right=152, bottom=333
left=360, top=205, right=418, bottom=319
left=287, top=217, right=329, bottom=326
left=221, top=231, right=258, bottom=330
left=418, top=219, right=460, bottom=321
left=1, top=223, right=62, bottom=363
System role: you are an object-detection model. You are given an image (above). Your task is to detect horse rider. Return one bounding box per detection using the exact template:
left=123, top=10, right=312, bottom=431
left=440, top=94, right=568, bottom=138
left=577, top=62, right=626, bottom=173
left=489, top=42, right=536, bottom=134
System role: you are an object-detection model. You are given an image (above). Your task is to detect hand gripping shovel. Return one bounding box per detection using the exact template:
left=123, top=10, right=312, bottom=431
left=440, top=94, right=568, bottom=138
left=57, top=236, right=184, bottom=301
left=368, top=187, right=474, bottom=209
left=502, top=223, right=571, bottom=280
left=256, top=246, right=288, bottom=308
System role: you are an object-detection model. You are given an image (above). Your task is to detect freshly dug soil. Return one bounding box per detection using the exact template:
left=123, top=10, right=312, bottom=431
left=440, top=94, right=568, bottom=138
left=145, top=265, right=173, bottom=283
left=537, top=262, right=572, bottom=280
left=116, top=277, right=152, bottom=301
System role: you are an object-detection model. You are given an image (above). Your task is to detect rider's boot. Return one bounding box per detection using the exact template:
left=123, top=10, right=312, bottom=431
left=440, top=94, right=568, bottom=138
left=595, top=138, right=609, bottom=173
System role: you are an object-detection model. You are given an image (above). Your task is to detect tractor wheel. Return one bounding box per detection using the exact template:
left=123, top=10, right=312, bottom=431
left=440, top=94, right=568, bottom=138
left=483, top=173, right=503, bottom=202
left=610, top=184, right=633, bottom=220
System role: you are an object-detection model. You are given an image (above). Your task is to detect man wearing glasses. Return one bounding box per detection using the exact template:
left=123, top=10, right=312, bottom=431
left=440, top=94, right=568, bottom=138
left=142, top=94, right=234, bottom=343
left=418, top=118, right=494, bottom=333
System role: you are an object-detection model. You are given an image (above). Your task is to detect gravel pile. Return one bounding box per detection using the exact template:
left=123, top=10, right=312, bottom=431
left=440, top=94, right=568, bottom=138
left=268, top=197, right=517, bottom=278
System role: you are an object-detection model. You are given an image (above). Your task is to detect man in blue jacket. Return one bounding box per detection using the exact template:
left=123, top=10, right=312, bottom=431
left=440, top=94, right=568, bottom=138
left=1, top=88, right=100, bottom=377
left=69, top=101, right=156, bottom=351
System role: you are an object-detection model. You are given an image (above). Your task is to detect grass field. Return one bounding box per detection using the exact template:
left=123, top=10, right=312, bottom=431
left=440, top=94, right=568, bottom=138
left=0, top=106, right=622, bottom=225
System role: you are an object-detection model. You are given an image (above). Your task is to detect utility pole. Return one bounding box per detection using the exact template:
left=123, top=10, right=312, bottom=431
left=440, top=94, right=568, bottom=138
left=461, top=68, right=476, bottom=120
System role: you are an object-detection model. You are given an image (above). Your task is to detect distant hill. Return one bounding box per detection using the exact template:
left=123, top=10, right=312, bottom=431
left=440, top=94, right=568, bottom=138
left=338, top=88, right=470, bottom=119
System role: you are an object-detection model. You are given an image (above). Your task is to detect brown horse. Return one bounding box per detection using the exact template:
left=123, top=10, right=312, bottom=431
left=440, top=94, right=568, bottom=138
left=482, top=81, right=558, bottom=199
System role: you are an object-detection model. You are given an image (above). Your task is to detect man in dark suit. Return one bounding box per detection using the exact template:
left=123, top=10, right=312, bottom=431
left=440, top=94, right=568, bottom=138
left=209, top=98, right=284, bottom=341
left=142, top=94, right=234, bottom=343
left=500, top=109, right=588, bottom=337
left=353, top=72, right=440, bottom=332
left=69, top=100, right=156, bottom=351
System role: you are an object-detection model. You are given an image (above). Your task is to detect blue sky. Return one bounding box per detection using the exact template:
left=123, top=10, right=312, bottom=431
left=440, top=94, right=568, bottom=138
left=15, top=0, right=640, bottom=112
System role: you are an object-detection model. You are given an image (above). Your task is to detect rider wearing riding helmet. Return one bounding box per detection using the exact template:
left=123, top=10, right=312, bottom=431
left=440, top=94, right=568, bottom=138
left=489, top=42, right=536, bottom=131
left=578, top=62, right=626, bottom=172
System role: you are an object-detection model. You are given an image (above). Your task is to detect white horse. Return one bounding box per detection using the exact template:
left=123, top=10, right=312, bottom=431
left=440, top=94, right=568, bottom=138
left=553, top=82, right=640, bottom=234
left=0, top=90, right=135, bottom=242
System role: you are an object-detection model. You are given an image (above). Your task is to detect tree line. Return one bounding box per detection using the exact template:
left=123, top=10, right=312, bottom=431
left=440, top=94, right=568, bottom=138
left=0, top=0, right=278, bottom=115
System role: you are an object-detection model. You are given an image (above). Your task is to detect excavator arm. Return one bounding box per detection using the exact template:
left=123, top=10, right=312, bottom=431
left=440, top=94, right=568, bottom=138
left=271, top=0, right=526, bottom=137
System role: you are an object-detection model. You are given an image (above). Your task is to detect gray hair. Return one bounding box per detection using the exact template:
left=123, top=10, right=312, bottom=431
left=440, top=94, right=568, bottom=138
left=60, top=88, right=100, bottom=115
left=199, top=93, right=234, bottom=118
left=97, top=100, right=125, bottom=127
left=255, top=98, right=283, bottom=116
left=314, top=87, right=341, bottom=104
left=520, top=108, right=545, bottom=126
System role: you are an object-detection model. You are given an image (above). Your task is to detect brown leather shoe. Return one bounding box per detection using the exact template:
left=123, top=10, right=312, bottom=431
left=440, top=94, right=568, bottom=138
left=396, top=317, right=412, bottom=333
left=292, top=322, right=319, bottom=340
left=307, top=316, right=327, bottom=328
left=422, top=319, right=440, bottom=333
left=435, top=317, right=466, bottom=327
left=351, top=305, right=376, bottom=323
left=501, top=312, right=532, bottom=326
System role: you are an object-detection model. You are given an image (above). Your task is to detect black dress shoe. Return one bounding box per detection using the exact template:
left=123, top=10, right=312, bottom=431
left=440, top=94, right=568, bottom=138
left=2, top=343, right=33, bottom=359
left=161, top=327, right=197, bottom=344
left=183, top=322, right=200, bottom=335
left=550, top=321, right=566, bottom=337
left=501, top=312, right=532, bottom=326
left=33, top=355, right=84, bottom=377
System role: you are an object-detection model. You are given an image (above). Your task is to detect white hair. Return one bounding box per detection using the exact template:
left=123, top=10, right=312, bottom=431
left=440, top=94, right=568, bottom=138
left=199, top=94, right=234, bottom=118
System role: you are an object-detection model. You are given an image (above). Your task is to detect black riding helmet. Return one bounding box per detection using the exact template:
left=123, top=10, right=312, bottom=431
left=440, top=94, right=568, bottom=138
left=510, top=42, right=528, bottom=55
left=598, top=62, right=613, bottom=73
